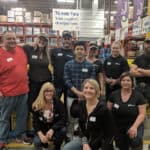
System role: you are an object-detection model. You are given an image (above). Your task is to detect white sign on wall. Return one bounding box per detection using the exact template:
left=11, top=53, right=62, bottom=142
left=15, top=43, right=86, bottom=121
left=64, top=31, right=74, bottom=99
left=53, top=9, right=80, bottom=32
left=142, top=16, right=150, bottom=34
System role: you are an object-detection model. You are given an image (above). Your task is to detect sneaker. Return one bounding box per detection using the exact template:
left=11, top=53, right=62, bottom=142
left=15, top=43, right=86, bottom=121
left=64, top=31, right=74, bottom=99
left=0, top=143, right=6, bottom=150
left=16, top=136, right=32, bottom=145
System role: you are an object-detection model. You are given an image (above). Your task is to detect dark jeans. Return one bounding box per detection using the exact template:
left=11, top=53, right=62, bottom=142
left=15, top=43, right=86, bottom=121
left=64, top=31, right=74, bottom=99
left=34, top=127, right=66, bottom=150
left=115, top=124, right=144, bottom=150
left=28, top=80, right=51, bottom=112
left=55, top=87, right=68, bottom=117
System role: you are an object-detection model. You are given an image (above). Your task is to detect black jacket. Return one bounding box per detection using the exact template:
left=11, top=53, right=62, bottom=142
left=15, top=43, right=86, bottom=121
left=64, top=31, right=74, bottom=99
left=32, top=99, right=66, bottom=134
left=71, top=100, right=116, bottom=150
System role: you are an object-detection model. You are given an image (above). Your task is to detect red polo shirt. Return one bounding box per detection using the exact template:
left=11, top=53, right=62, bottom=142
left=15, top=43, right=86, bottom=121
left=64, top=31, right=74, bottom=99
left=0, top=46, right=29, bottom=96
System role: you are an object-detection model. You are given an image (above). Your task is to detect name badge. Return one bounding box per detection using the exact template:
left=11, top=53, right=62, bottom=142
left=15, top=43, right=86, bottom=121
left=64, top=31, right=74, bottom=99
left=89, top=116, right=96, bottom=122
left=82, top=68, right=88, bottom=72
left=107, top=62, right=111, bottom=65
left=32, top=55, right=38, bottom=59
left=128, top=104, right=135, bottom=107
left=7, top=57, right=13, bottom=62
left=115, top=63, right=120, bottom=65
left=58, top=53, right=63, bottom=56
left=114, top=103, right=119, bottom=109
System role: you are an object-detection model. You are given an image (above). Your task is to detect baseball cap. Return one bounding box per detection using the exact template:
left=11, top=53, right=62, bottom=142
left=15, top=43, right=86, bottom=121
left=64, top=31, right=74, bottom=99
left=144, top=38, right=150, bottom=43
left=89, top=41, right=98, bottom=49
left=38, top=33, right=49, bottom=42
left=62, top=31, right=72, bottom=38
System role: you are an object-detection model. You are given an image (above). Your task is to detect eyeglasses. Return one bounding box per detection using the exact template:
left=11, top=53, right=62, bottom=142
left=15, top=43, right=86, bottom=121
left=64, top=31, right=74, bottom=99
left=44, top=89, right=53, bottom=93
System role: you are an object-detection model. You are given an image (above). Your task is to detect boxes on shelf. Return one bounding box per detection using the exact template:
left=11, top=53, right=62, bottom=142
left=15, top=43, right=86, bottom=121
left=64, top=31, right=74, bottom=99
left=0, top=15, right=7, bottom=22
left=26, top=37, right=33, bottom=43
left=16, top=26, right=23, bottom=35
left=33, top=17, right=41, bottom=23
left=25, top=27, right=33, bottom=35
left=8, top=26, right=16, bottom=32
left=34, top=11, right=42, bottom=17
left=25, top=12, right=32, bottom=23
left=16, top=16, right=24, bottom=22
left=8, top=10, right=15, bottom=18
left=33, top=27, right=40, bottom=35
left=0, top=26, right=7, bottom=34
left=41, top=27, right=49, bottom=34
left=41, top=13, right=49, bottom=23
left=8, top=17, right=15, bottom=22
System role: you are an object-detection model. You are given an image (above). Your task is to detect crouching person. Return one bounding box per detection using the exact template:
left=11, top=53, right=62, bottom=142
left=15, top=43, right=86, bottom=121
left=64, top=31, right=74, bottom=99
left=62, top=79, right=115, bottom=150
left=32, top=82, right=66, bottom=150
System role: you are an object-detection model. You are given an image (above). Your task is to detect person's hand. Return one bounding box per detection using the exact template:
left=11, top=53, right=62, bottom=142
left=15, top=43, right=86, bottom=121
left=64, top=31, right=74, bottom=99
left=105, top=78, right=112, bottom=84
left=39, top=134, right=48, bottom=143
left=137, top=68, right=145, bottom=74
left=127, top=126, right=137, bottom=139
left=46, top=129, right=54, bottom=140
left=83, top=144, right=91, bottom=150
left=110, top=79, right=117, bottom=86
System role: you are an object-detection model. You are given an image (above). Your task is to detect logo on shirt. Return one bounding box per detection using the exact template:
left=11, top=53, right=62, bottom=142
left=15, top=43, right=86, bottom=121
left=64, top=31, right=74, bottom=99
left=6, top=57, right=13, bottom=62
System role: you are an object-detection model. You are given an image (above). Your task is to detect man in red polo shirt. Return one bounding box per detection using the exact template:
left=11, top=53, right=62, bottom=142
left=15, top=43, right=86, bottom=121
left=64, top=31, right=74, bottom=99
left=0, top=31, right=31, bottom=149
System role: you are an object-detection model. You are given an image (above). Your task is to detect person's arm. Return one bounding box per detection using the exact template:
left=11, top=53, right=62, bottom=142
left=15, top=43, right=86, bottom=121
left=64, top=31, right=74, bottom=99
left=127, top=104, right=146, bottom=138
left=130, top=64, right=144, bottom=77
left=99, top=73, right=105, bottom=96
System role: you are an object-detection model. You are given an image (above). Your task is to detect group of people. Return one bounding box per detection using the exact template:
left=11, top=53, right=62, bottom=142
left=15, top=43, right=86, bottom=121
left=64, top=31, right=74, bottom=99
left=0, top=30, right=149, bottom=150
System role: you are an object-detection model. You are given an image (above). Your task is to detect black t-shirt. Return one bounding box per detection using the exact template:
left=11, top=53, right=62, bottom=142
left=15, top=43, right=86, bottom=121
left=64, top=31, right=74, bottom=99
left=23, top=45, right=52, bottom=82
left=133, top=54, right=150, bottom=84
left=93, top=59, right=103, bottom=83
left=103, top=55, right=129, bottom=79
left=51, top=48, right=73, bottom=87
left=109, top=89, right=146, bottom=131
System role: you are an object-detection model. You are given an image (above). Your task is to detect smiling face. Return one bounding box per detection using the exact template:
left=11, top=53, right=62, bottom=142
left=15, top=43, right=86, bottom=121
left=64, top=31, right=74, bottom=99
left=62, top=36, right=72, bottom=49
left=121, top=76, right=132, bottom=90
left=44, top=88, right=54, bottom=103
left=82, top=79, right=99, bottom=100
left=37, top=37, right=48, bottom=49
left=3, top=31, right=16, bottom=50
left=111, top=42, right=120, bottom=57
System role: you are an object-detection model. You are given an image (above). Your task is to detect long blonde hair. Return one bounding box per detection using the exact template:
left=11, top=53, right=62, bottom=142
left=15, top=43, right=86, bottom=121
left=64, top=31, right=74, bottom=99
left=32, top=82, right=56, bottom=111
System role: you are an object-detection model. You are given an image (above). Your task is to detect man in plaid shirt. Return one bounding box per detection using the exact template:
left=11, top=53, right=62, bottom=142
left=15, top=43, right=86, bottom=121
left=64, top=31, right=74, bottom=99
left=64, top=41, right=96, bottom=139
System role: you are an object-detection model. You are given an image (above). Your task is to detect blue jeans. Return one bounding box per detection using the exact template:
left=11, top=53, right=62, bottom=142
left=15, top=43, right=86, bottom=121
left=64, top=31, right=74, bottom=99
left=0, top=94, right=28, bottom=143
left=62, top=137, right=82, bottom=150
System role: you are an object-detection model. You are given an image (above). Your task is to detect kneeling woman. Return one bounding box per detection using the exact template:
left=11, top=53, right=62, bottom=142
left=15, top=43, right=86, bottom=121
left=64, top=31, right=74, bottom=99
left=107, top=72, right=146, bottom=150
left=32, top=82, right=66, bottom=150
left=62, top=79, right=115, bottom=150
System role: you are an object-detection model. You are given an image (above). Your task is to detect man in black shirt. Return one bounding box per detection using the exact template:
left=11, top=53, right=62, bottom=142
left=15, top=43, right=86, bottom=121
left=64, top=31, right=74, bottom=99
left=51, top=31, right=74, bottom=110
left=131, top=38, right=150, bottom=104
left=103, top=41, right=129, bottom=101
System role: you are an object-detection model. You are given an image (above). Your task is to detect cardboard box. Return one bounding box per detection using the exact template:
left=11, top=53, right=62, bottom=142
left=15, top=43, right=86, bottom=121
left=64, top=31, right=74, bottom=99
left=0, top=15, right=7, bottom=22
left=33, top=17, right=41, bottom=23
left=15, top=16, right=24, bottom=22
left=8, top=10, right=15, bottom=18
left=8, top=17, right=15, bottom=22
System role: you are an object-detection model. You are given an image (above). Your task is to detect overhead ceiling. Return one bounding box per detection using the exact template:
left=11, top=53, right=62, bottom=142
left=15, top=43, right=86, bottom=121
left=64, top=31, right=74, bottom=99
left=0, top=0, right=113, bottom=14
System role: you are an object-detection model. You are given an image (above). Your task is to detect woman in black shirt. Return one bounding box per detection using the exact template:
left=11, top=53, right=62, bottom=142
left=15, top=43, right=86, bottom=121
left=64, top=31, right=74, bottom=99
left=62, top=79, right=115, bottom=150
left=107, top=72, right=146, bottom=150
left=23, top=34, right=53, bottom=112
left=32, top=82, right=66, bottom=150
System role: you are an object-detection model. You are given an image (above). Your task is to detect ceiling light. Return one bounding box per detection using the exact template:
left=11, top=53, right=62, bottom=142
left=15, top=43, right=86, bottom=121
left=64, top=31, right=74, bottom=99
left=0, top=0, right=18, bottom=2
left=57, top=0, right=75, bottom=3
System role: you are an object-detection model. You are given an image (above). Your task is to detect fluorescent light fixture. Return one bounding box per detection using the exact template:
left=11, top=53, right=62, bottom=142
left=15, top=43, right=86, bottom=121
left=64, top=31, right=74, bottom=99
left=57, top=0, right=75, bottom=3
left=1, top=0, right=18, bottom=2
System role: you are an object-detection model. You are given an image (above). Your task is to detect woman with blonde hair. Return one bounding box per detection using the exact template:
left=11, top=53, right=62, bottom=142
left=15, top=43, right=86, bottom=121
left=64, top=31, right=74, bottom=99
left=32, top=82, right=66, bottom=150
left=62, top=79, right=115, bottom=150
